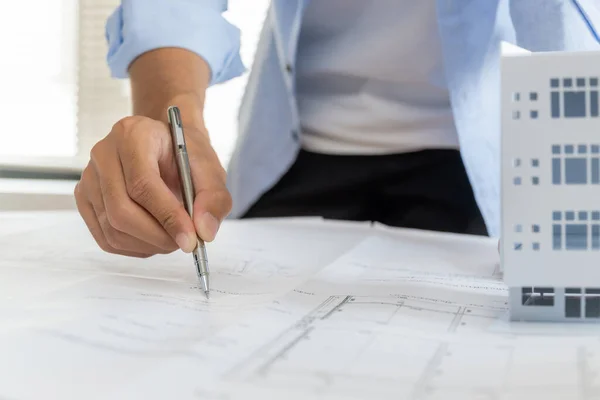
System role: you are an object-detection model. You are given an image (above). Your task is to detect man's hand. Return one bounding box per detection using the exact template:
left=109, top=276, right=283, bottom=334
left=74, top=116, right=231, bottom=257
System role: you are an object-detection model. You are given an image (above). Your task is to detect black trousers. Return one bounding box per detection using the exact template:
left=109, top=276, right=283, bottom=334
left=242, top=149, right=488, bottom=236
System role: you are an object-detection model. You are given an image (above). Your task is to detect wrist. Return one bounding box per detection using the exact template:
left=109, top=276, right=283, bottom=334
left=137, top=92, right=209, bottom=139
left=129, top=47, right=211, bottom=134
left=162, top=92, right=208, bottom=136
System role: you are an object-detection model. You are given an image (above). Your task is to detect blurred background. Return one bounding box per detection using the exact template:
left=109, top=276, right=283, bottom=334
left=0, top=0, right=270, bottom=210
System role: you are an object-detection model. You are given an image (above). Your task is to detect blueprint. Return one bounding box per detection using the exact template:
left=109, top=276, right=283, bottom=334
left=0, top=213, right=598, bottom=399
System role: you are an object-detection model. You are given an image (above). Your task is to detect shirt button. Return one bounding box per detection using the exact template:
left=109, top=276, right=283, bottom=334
left=285, top=64, right=293, bottom=73
left=291, top=129, right=299, bottom=141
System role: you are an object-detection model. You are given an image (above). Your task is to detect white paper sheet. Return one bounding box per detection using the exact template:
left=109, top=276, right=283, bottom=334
left=0, top=213, right=372, bottom=399
left=190, top=235, right=600, bottom=400
left=0, top=212, right=598, bottom=400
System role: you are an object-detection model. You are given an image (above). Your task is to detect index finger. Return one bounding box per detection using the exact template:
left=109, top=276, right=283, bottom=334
left=118, top=125, right=197, bottom=253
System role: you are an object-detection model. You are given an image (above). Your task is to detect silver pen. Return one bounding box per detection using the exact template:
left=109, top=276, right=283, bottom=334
left=167, top=106, right=210, bottom=299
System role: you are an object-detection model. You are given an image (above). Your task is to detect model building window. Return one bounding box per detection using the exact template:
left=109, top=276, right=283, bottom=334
left=565, top=288, right=600, bottom=319
left=553, top=211, right=600, bottom=251
left=566, top=224, right=588, bottom=250
left=553, top=212, right=562, bottom=250
left=552, top=144, right=600, bottom=186
left=521, top=287, right=554, bottom=306
left=550, top=77, right=599, bottom=118
left=515, top=224, right=523, bottom=233
left=565, top=288, right=582, bottom=318
left=553, top=224, right=562, bottom=250
left=593, top=225, right=600, bottom=250
left=585, top=288, right=600, bottom=318
left=551, top=146, right=561, bottom=184
left=592, top=80, right=600, bottom=118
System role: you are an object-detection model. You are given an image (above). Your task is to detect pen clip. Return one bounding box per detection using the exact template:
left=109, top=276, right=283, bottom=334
left=167, top=106, right=186, bottom=147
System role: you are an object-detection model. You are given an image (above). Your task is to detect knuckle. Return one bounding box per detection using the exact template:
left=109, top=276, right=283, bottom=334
left=116, top=116, right=160, bottom=144
left=79, top=212, right=119, bottom=256
left=89, top=139, right=108, bottom=163
left=158, top=211, right=180, bottom=232
left=92, top=229, right=118, bottom=255
left=97, top=239, right=117, bottom=255
left=113, top=116, right=143, bottom=134
left=74, top=185, right=87, bottom=209
left=103, top=227, right=123, bottom=251
left=214, top=189, right=233, bottom=215
left=77, top=168, right=95, bottom=197
left=127, top=175, right=152, bottom=203
left=98, top=213, right=123, bottom=250
left=105, top=201, right=130, bottom=232
left=80, top=166, right=93, bottom=182
left=89, top=143, right=100, bottom=159
left=73, top=182, right=81, bottom=198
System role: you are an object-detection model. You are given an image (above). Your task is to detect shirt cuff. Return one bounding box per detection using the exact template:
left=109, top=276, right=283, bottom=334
left=105, top=0, right=246, bottom=86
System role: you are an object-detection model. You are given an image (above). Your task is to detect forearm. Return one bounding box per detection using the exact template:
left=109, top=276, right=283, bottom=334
left=129, top=48, right=211, bottom=133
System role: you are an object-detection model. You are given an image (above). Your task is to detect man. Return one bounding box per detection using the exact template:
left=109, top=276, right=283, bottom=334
left=74, top=1, right=600, bottom=258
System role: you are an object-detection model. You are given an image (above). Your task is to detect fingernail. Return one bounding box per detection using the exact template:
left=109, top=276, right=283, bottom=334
left=199, top=212, right=220, bottom=242
left=176, top=232, right=196, bottom=253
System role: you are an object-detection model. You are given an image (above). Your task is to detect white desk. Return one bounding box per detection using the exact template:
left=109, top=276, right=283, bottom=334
left=0, top=212, right=595, bottom=400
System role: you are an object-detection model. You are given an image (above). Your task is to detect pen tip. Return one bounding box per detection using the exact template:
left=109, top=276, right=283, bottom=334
left=205, top=290, right=210, bottom=300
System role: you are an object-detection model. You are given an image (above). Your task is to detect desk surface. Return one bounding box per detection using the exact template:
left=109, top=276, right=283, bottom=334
left=0, top=212, right=596, bottom=400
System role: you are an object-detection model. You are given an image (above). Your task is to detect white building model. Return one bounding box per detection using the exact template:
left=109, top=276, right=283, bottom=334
left=502, top=43, right=600, bottom=322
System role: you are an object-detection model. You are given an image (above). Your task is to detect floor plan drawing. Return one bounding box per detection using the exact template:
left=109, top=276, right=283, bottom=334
left=219, top=290, right=600, bottom=400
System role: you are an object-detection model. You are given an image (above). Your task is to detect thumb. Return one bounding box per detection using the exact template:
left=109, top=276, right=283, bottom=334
left=193, top=187, right=232, bottom=242
left=173, top=126, right=232, bottom=242
left=188, top=153, right=232, bottom=242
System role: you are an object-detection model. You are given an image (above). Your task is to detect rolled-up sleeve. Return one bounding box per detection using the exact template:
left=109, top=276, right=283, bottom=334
left=105, top=0, right=246, bottom=86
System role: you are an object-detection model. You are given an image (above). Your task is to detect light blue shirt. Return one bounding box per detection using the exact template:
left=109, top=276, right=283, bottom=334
left=105, top=0, right=600, bottom=237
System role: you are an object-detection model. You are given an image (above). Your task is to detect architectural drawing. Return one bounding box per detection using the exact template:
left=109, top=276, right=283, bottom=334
left=4, top=212, right=600, bottom=399
left=220, top=290, right=600, bottom=400
left=501, top=43, right=600, bottom=321
left=208, top=234, right=599, bottom=400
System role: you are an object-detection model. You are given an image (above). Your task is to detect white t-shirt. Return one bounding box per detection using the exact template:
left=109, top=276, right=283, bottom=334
left=295, top=0, right=459, bottom=155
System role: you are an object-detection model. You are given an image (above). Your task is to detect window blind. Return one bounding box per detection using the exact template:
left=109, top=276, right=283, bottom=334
left=77, top=0, right=131, bottom=160
left=76, top=0, right=271, bottom=167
